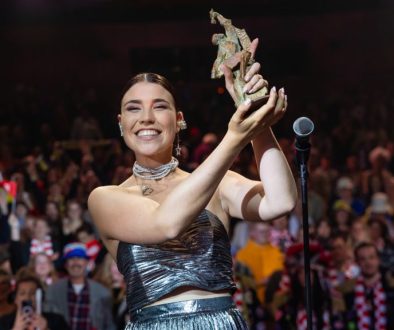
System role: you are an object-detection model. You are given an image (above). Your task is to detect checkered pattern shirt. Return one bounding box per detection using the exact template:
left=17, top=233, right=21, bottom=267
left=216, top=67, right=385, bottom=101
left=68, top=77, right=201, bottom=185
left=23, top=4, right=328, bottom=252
left=68, top=280, right=94, bottom=330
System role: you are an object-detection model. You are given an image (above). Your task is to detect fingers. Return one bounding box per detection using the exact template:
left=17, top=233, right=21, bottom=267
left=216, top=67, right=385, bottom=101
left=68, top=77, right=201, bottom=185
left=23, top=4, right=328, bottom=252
left=233, top=98, right=253, bottom=121
left=221, top=64, right=236, bottom=100
left=274, top=88, right=287, bottom=115
left=248, top=38, right=259, bottom=59
left=244, top=62, right=261, bottom=82
left=244, top=75, right=268, bottom=94
left=221, top=64, right=234, bottom=88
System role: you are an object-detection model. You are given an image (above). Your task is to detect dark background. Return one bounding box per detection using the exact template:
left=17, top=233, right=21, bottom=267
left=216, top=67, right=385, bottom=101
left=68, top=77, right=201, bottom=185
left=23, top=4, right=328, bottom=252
left=1, top=0, right=394, bottom=141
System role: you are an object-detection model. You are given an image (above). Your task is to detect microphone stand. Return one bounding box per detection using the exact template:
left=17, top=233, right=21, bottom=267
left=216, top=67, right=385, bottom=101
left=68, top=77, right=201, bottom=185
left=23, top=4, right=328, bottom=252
left=295, top=139, right=313, bottom=330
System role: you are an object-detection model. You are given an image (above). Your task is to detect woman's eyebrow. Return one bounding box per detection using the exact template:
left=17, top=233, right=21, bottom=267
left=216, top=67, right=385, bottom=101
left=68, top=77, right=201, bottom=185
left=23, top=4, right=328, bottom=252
left=123, top=98, right=169, bottom=107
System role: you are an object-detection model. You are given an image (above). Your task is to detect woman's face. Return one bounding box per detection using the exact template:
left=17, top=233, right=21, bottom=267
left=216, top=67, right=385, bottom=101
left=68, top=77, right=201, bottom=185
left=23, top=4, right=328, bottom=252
left=34, top=254, right=51, bottom=277
left=119, top=82, right=182, bottom=163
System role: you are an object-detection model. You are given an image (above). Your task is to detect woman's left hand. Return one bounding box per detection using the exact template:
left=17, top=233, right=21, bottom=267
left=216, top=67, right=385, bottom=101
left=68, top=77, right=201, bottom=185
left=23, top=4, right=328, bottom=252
left=221, top=38, right=268, bottom=103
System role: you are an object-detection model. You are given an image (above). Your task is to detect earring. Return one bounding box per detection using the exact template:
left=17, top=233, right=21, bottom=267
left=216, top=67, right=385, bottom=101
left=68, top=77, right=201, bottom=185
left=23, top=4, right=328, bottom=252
left=177, top=120, right=187, bottom=130
left=175, top=133, right=181, bottom=157
left=118, top=123, right=123, bottom=136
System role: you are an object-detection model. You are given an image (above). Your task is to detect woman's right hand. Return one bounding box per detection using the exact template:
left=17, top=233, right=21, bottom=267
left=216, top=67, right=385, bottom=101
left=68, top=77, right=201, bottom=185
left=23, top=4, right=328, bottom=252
left=227, top=85, right=287, bottom=145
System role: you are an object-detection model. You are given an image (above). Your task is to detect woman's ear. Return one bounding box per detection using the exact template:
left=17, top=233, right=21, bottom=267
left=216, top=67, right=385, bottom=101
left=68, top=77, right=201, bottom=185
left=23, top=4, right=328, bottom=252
left=176, top=112, right=187, bottom=131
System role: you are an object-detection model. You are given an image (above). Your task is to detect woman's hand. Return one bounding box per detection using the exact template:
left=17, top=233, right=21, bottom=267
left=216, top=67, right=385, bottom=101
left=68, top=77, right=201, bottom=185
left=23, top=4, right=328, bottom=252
left=228, top=85, right=287, bottom=144
left=221, top=38, right=268, bottom=103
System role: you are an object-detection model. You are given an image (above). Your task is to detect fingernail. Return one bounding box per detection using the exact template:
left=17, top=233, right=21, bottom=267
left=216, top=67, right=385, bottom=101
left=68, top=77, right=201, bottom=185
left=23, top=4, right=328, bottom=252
left=242, top=85, right=249, bottom=93
left=280, top=87, right=285, bottom=94
left=271, top=86, right=276, bottom=93
left=243, top=98, right=251, bottom=105
left=285, top=95, right=288, bottom=102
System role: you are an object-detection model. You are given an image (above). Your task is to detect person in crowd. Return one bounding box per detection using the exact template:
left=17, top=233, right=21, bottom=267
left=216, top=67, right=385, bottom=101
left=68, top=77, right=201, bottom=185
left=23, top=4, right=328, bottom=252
left=45, top=242, right=115, bottom=330
left=44, top=201, right=65, bottom=249
left=316, top=218, right=332, bottom=250
left=338, top=242, right=394, bottom=329
left=331, top=199, right=354, bottom=235
left=347, top=217, right=370, bottom=250
left=88, top=39, right=297, bottom=328
left=61, top=200, right=86, bottom=244
left=327, top=232, right=359, bottom=290
left=28, top=253, right=58, bottom=288
left=362, top=146, right=393, bottom=201
left=270, top=215, right=293, bottom=253
left=75, top=222, right=103, bottom=272
left=367, top=217, right=394, bottom=271
left=93, top=253, right=127, bottom=330
left=333, top=176, right=365, bottom=217
left=0, top=273, right=69, bottom=330
left=235, top=222, right=284, bottom=304
left=0, top=270, right=14, bottom=318
left=269, top=242, right=331, bottom=330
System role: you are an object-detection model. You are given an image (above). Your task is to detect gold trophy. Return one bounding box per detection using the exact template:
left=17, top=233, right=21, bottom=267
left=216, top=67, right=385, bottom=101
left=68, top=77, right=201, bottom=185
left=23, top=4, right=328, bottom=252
left=210, top=9, right=268, bottom=108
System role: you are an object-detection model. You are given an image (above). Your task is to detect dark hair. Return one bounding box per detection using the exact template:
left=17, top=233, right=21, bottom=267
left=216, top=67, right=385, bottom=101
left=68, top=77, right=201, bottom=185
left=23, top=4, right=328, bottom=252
left=75, top=222, right=95, bottom=237
left=121, top=72, right=179, bottom=110
left=14, top=273, right=45, bottom=300
left=354, top=241, right=379, bottom=260
left=367, top=217, right=390, bottom=242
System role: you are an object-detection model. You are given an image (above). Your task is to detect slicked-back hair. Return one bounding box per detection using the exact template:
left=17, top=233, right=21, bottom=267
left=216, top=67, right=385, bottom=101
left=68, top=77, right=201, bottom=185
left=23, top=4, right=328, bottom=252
left=121, top=72, right=179, bottom=110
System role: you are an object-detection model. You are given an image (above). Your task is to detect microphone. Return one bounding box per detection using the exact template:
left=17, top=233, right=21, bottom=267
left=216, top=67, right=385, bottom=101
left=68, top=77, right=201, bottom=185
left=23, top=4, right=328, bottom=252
left=293, top=117, right=314, bottom=151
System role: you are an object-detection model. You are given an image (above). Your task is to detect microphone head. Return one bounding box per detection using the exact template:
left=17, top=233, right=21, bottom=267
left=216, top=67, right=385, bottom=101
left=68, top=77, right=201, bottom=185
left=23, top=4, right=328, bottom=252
left=293, top=117, right=314, bottom=138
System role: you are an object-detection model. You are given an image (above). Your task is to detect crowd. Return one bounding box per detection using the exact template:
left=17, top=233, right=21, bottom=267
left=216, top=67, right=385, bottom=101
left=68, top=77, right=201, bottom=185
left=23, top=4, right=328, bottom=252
left=0, top=81, right=394, bottom=330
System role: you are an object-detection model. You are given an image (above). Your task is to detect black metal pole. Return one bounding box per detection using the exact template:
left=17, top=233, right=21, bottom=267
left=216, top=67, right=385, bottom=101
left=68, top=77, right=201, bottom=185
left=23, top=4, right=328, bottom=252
left=300, top=162, right=313, bottom=330
left=293, top=116, right=315, bottom=330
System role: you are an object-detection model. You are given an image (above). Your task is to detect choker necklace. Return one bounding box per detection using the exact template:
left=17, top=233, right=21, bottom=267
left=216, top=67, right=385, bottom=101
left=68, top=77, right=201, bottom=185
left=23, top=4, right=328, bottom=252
left=132, top=157, right=179, bottom=195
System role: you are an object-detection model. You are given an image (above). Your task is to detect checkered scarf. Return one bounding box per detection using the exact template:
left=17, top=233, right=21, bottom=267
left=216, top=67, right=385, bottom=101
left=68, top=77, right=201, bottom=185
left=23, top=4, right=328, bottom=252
left=68, top=280, right=93, bottom=330
left=30, top=236, right=54, bottom=256
left=355, top=275, right=387, bottom=330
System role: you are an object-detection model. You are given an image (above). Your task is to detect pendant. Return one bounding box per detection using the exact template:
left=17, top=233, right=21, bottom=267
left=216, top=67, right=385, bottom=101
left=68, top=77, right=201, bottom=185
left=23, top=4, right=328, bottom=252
left=141, top=184, right=154, bottom=196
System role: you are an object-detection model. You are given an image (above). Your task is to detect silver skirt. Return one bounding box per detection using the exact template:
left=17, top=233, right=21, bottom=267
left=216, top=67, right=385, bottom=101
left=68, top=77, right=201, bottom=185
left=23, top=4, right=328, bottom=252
left=125, top=296, right=248, bottom=329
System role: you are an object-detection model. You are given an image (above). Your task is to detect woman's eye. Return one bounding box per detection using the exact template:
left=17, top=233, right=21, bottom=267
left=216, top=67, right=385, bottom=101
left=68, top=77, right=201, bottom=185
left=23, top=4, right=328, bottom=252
left=155, top=104, right=168, bottom=110
left=126, top=107, right=140, bottom=112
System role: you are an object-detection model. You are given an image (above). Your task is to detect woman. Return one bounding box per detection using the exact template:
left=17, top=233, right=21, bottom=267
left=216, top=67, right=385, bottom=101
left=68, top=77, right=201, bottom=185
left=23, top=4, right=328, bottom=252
left=88, top=40, right=297, bottom=329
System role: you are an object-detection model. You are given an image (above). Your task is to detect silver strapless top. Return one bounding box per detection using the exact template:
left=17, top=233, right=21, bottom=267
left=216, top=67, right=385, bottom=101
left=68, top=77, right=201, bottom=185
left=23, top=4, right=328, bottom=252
left=116, top=209, right=235, bottom=316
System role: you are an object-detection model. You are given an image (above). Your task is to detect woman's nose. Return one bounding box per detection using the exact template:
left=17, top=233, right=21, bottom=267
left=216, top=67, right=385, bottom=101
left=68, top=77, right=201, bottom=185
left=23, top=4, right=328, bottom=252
left=139, top=109, right=155, bottom=124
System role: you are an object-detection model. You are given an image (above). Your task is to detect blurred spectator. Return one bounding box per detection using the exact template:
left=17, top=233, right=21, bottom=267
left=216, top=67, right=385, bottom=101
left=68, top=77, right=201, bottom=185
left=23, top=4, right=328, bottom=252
left=28, top=253, right=58, bottom=288
left=348, top=218, right=370, bottom=251
left=0, top=270, right=14, bottom=318
left=270, top=215, right=293, bottom=253
left=46, top=243, right=115, bottom=330
left=362, top=146, right=393, bottom=201
left=331, top=200, right=354, bottom=235
left=367, top=218, right=394, bottom=271
left=310, top=155, right=338, bottom=202
left=316, top=219, right=332, bottom=250
left=93, top=253, right=127, bottom=329
left=334, top=176, right=365, bottom=216
left=230, top=220, right=249, bottom=255
left=269, top=242, right=331, bottom=330
left=338, top=242, right=394, bottom=330
left=0, top=273, right=69, bottom=330
left=61, top=200, right=85, bottom=244
left=70, top=107, right=103, bottom=140
left=327, top=232, right=359, bottom=290
left=30, top=218, right=57, bottom=259
left=190, top=132, right=218, bottom=169
left=75, top=222, right=103, bottom=273
left=235, top=222, right=284, bottom=305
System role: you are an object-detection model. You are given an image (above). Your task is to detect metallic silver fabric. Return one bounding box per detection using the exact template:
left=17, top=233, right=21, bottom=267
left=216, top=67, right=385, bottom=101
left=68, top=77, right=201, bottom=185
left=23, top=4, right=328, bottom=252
left=124, top=296, right=248, bottom=329
left=117, top=209, right=236, bottom=317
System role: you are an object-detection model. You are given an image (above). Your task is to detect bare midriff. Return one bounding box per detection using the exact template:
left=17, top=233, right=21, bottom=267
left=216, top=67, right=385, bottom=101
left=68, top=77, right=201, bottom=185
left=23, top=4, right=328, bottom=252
left=145, top=286, right=231, bottom=308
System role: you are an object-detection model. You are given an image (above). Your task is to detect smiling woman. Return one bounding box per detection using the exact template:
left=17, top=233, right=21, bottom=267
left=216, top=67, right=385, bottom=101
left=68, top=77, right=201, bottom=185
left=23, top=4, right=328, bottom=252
left=88, top=39, right=297, bottom=329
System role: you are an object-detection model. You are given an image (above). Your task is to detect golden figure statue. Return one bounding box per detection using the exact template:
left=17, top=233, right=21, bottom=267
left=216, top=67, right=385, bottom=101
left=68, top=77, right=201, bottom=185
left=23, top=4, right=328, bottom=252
left=210, top=9, right=268, bottom=107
